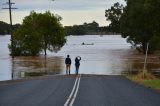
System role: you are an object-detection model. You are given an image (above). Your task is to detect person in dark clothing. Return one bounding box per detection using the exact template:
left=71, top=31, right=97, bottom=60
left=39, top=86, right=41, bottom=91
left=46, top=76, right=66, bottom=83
left=65, top=55, right=71, bottom=75
left=75, top=56, right=81, bottom=75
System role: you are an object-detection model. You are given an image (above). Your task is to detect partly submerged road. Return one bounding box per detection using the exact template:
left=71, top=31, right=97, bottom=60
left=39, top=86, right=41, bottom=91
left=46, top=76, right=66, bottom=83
left=0, top=75, right=160, bottom=106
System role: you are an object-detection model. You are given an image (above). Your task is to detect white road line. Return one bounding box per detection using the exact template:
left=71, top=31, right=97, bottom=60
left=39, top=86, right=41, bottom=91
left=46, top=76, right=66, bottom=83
left=69, top=74, right=81, bottom=106
left=64, top=75, right=81, bottom=106
left=64, top=75, right=79, bottom=106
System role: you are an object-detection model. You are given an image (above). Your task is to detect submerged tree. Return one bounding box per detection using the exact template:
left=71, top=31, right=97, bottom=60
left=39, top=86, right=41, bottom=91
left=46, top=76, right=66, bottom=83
left=9, top=11, right=66, bottom=56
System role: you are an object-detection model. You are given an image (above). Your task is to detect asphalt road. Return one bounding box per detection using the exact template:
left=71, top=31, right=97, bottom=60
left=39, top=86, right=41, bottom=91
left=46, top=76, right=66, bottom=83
left=0, top=75, right=160, bottom=106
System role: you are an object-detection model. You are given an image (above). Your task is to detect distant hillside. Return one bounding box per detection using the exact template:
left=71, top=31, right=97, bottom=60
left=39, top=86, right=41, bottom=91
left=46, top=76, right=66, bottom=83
left=0, top=20, right=118, bottom=36
left=64, top=21, right=119, bottom=36
left=0, top=21, right=10, bottom=35
left=0, top=21, right=20, bottom=35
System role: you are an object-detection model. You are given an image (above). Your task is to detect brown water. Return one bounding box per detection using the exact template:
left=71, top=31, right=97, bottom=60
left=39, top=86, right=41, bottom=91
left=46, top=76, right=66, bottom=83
left=0, top=35, right=160, bottom=81
left=12, top=56, right=65, bottom=79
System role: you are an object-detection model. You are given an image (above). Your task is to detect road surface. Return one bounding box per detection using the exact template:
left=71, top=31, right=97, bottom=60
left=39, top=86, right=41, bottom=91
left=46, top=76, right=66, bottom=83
left=0, top=74, right=160, bottom=106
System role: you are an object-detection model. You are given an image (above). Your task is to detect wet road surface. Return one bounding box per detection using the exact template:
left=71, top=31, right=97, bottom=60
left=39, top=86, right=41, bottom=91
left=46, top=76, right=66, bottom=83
left=0, top=75, right=160, bottom=106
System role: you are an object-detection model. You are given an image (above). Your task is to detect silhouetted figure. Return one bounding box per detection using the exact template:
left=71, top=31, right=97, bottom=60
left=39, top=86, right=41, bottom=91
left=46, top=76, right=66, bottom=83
left=65, top=55, right=71, bottom=75
left=75, top=56, right=81, bottom=75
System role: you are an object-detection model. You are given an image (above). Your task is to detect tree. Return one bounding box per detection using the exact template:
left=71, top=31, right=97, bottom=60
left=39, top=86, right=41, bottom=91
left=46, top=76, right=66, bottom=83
left=143, top=0, right=160, bottom=52
left=10, top=11, right=66, bottom=56
left=120, top=0, right=160, bottom=54
left=105, top=2, right=123, bottom=33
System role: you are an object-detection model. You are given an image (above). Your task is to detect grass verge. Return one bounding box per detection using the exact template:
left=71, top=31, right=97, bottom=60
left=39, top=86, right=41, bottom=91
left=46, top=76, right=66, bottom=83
left=127, top=70, right=160, bottom=91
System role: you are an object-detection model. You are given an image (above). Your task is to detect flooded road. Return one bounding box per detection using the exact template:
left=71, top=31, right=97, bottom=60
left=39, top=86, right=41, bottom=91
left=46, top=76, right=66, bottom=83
left=0, top=35, right=160, bottom=81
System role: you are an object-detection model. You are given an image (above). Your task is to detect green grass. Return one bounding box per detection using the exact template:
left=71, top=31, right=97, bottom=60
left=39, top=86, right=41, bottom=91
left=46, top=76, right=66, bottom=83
left=127, top=75, right=160, bottom=90
left=142, top=80, right=160, bottom=89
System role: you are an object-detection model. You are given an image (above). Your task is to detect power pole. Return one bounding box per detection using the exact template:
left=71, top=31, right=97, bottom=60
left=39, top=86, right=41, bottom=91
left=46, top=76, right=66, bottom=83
left=2, top=0, right=17, bottom=58
left=144, top=43, right=149, bottom=70
left=143, top=43, right=149, bottom=78
left=2, top=0, right=17, bottom=80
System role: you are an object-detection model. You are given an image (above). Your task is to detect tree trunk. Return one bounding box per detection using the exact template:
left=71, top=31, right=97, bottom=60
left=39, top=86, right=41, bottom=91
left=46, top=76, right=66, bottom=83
left=44, top=41, right=47, bottom=56
left=44, top=49, right=47, bottom=56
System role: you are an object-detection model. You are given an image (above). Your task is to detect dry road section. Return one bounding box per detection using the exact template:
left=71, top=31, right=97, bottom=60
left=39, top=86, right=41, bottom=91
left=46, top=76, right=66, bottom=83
left=0, top=75, right=160, bottom=106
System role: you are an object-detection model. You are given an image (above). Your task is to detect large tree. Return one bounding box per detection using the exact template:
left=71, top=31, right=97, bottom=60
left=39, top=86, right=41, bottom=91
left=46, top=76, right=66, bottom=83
left=105, top=2, right=123, bottom=33
left=120, top=0, right=160, bottom=53
left=10, top=11, right=66, bottom=56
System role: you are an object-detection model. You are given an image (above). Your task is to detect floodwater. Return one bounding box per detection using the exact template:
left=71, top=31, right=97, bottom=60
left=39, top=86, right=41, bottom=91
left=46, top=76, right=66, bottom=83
left=0, top=35, right=160, bottom=81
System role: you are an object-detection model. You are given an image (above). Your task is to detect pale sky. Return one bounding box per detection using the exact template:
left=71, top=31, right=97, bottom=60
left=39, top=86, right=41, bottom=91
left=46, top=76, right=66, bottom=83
left=0, top=0, right=125, bottom=26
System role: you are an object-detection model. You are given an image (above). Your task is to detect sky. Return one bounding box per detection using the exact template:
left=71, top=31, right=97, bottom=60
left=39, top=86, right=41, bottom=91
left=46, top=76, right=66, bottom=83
left=0, top=0, right=125, bottom=26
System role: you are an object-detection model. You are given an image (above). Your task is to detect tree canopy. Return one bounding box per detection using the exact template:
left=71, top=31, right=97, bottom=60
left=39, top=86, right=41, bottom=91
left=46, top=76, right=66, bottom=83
left=120, top=0, right=160, bottom=53
left=10, top=11, right=66, bottom=56
left=105, top=2, right=123, bottom=34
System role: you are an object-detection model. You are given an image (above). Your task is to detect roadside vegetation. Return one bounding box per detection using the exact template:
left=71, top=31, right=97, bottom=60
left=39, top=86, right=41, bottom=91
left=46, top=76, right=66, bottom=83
left=127, top=70, right=160, bottom=91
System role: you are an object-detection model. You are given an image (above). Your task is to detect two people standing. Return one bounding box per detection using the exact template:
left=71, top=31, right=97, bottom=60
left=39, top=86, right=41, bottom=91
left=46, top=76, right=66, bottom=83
left=65, top=55, right=81, bottom=75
